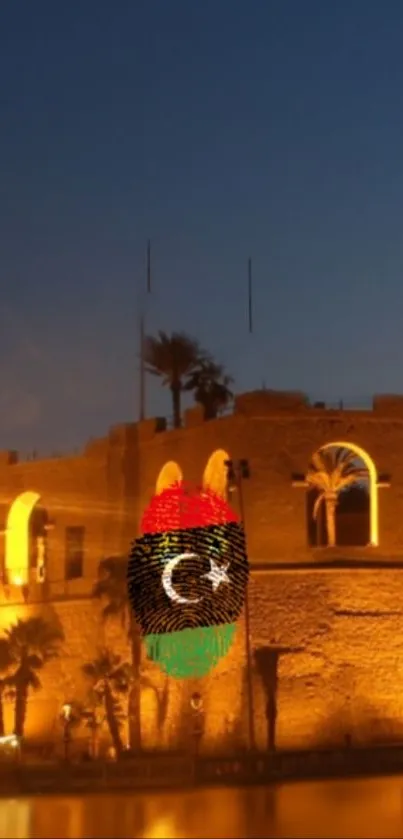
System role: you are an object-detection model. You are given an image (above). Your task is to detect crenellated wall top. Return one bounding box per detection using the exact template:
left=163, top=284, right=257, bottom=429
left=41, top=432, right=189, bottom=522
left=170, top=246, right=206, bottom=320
left=5, top=390, right=403, bottom=467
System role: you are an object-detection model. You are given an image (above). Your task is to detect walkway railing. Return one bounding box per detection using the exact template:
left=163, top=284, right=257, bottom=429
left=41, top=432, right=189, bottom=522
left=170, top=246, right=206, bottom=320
left=3, top=744, right=403, bottom=796
left=1, top=754, right=194, bottom=795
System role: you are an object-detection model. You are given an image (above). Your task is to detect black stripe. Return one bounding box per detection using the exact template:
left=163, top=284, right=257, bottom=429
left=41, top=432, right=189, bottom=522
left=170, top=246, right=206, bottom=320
left=127, top=522, right=248, bottom=635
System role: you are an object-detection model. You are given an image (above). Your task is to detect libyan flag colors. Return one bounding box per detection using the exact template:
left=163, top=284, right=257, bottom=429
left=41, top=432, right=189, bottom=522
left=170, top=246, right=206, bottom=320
left=127, top=521, right=249, bottom=679
left=144, top=624, right=237, bottom=679
left=127, top=522, right=248, bottom=636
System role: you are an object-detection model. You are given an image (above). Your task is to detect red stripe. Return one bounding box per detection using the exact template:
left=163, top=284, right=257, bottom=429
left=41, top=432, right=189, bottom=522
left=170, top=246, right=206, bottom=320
left=140, top=481, right=238, bottom=535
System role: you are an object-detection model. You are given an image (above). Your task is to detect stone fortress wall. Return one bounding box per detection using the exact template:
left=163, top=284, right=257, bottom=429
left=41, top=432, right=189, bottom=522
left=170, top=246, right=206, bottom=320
left=1, top=389, right=403, bottom=752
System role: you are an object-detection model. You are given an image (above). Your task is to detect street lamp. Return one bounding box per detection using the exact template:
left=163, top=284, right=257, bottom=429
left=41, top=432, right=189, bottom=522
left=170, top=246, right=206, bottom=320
left=190, top=692, right=204, bottom=755
left=225, top=458, right=256, bottom=752
left=0, top=734, right=21, bottom=763
left=61, top=702, right=73, bottom=761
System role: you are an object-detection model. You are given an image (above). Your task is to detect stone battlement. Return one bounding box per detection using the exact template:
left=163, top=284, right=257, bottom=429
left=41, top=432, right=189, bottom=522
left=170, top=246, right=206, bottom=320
left=6, top=389, right=403, bottom=467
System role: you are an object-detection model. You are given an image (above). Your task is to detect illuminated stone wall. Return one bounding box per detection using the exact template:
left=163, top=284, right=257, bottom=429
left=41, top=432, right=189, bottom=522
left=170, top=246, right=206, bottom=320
left=203, top=568, right=403, bottom=753
left=1, top=570, right=403, bottom=753
left=0, top=390, right=403, bottom=751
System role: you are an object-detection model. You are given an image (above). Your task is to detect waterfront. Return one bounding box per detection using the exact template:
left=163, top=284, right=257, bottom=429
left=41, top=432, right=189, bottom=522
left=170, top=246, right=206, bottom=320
left=1, top=774, right=403, bottom=838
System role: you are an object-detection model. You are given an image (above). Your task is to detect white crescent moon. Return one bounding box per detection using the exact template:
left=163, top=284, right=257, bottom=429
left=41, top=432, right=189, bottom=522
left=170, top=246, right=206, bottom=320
left=162, top=552, right=201, bottom=605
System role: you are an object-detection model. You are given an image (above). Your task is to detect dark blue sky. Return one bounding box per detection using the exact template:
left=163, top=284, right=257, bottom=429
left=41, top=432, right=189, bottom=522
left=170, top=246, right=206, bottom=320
left=2, top=1, right=403, bottom=454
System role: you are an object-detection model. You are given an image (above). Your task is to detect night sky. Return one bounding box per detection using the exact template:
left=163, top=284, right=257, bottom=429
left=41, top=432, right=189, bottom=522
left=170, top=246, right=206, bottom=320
left=2, top=1, right=403, bottom=455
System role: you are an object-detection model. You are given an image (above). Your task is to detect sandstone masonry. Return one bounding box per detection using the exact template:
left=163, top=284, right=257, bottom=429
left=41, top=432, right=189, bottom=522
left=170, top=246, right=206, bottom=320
left=0, top=389, right=402, bottom=753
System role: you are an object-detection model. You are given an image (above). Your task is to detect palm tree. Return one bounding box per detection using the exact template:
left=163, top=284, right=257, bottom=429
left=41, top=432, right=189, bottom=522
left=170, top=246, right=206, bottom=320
left=82, top=650, right=129, bottom=758
left=0, top=638, right=12, bottom=737
left=93, top=557, right=142, bottom=751
left=80, top=695, right=105, bottom=759
left=141, top=672, right=170, bottom=744
left=185, top=360, right=234, bottom=419
left=5, top=617, right=64, bottom=737
left=306, top=447, right=368, bottom=548
left=144, top=331, right=205, bottom=428
left=93, top=557, right=170, bottom=752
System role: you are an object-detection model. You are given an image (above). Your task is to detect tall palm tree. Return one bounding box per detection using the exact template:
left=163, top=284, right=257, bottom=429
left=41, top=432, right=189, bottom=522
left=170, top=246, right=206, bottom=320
left=0, top=638, right=12, bottom=737
left=6, top=617, right=64, bottom=737
left=144, top=331, right=205, bottom=428
left=93, top=557, right=142, bottom=751
left=82, top=650, right=129, bottom=758
left=80, top=694, right=105, bottom=759
left=306, top=447, right=368, bottom=548
left=92, top=557, right=170, bottom=752
left=185, top=360, right=234, bottom=419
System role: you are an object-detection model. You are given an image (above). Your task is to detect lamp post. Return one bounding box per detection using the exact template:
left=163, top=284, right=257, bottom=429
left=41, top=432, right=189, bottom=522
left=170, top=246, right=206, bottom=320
left=36, top=535, right=46, bottom=583
left=224, top=459, right=256, bottom=752
left=190, top=692, right=204, bottom=755
left=61, top=702, right=73, bottom=762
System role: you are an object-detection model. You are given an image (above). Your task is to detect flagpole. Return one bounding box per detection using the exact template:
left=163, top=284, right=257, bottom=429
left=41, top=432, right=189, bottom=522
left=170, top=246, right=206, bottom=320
left=248, top=257, right=253, bottom=334
left=246, top=259, right=256, bottom=750
left=139, top=240, right=151, bottom=422
left=139, top=312, right=145, bottom=421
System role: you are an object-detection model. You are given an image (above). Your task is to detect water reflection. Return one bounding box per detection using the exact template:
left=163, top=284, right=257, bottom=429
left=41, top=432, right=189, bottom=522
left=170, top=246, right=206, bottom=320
left=0, top=799, right=31, bottom=837
left=2, top=775, right=403, bottom=838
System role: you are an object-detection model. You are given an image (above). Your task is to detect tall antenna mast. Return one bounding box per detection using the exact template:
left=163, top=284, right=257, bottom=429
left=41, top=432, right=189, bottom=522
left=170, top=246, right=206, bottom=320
left=248, top=257, right=253, bottom=334
left=139, top=240, right=151, bottom=421
left=139, top=313, right=145, bottom=421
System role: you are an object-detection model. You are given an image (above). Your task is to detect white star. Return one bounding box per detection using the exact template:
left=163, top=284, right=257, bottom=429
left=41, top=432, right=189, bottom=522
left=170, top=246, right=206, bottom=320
left=203, top=558, right=230, bottom=592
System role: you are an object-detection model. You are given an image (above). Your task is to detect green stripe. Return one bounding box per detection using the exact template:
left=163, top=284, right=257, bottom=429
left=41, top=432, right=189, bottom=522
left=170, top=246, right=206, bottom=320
left=145, top=623, right=237, bottom=679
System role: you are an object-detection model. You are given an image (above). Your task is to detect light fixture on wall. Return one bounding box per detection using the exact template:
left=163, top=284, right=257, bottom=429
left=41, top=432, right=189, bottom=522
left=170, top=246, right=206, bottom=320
left=10, top=574, right=29, bottom=602
left=61, top=702, right=73, bottom=762
left=190, top=692, right=204, bottom=755
left=190, top=692, right=203, bottom=712
left=36, top=536, right=46, bottom=583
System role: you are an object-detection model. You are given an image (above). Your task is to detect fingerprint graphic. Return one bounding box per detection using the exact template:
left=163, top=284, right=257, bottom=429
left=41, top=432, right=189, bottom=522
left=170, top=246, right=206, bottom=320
left=127, top=482, right=249, bottom=679
left=128, top=522, right=247, bottom=635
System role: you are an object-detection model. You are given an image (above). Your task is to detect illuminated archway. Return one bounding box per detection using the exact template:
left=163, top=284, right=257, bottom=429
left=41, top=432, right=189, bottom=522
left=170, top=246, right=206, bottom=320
left=203, top=449, right=230, bottom=499
left=5, top=491, right=40, bottom=585
left=156, top=461, right=183, bottom=495
left=315, top=441, right=378, bottom=547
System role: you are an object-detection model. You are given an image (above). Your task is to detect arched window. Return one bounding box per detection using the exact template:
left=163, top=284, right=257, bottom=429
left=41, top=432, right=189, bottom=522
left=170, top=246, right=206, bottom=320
left=203, top=449, right=230, bottom=499
left=305, top=442, right=378, bottom=547
left=156, top=461, right=183, bottom=494
left=5, top=491, right=41, bottom=585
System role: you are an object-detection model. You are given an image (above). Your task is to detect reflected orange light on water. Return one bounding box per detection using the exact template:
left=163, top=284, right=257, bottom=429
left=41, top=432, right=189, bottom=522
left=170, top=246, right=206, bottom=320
left=2, top=776, right=403, bottom=839
left=0, top=799, right=31, bottom=837
left=140, top=815, right=184, bottom=839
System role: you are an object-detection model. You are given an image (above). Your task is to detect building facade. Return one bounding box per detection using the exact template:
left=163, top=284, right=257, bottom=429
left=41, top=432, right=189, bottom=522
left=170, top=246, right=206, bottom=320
left=1, top=389, right=403, bottom=753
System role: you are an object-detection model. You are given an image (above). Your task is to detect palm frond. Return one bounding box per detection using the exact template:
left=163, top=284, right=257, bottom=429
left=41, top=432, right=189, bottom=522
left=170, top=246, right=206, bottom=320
left=306, top=471, right=331, bottom=491
left=310, top=451, right=327, bottom=473
left=338, top=473, right=367, bottom=491
left=0, top=638, right=13, bottom=673
left=82, top=649, right=130, bottom=695
left=93, top=556, right=129, bottom=626
left=144, top=331, right=205, bottom=386
left=184, top=358, right=234, bottom=417
left=312, top=492, right=325, bottom=520
left=307, top=446, right=368, bottom=493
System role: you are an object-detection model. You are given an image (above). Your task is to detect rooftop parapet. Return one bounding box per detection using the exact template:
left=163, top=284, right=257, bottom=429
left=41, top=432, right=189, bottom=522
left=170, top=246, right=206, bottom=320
left=83, top=437, right=109, bottom=458
left=373, top=394, right=403, bottom=415
left=108, top=423, right=138, bottom=446
left=235, top=389, right=309, bottom=416
left=132, top=417, right=168, bottom=443
left=184, top=405, right=205, bottom=428
left=0, top=451, right=18, bottom=466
